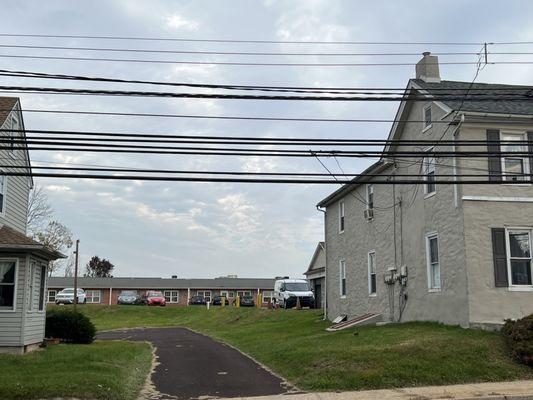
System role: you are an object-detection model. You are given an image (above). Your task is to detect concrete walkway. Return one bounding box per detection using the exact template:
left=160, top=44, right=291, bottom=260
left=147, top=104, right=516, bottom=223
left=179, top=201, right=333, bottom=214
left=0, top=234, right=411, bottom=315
left=228, top=380, right=533, bottom=400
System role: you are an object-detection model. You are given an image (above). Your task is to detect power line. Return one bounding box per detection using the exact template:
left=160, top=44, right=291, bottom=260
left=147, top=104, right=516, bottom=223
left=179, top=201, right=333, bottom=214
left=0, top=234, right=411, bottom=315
left=4, top=107, right=533, bottom=125
left=0, top=33, right=488, bottom=45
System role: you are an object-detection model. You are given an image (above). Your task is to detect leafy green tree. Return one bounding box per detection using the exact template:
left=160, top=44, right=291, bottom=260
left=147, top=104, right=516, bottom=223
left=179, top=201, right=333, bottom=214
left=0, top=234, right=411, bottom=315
left=85, top=256, right=115, bottom=278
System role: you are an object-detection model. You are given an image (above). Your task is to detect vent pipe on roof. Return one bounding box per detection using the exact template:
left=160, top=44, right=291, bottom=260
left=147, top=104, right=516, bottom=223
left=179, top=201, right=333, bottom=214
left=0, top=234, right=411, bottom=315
left=415, top=51, right=441, bottom=83
left=171, top=275, right=178, bottom=279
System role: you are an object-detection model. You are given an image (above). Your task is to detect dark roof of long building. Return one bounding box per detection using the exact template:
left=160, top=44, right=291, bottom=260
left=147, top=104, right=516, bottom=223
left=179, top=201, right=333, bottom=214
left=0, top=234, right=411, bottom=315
left=412, top=79, right=533, bottom=116
left=48, top=276, right=275, bottom=290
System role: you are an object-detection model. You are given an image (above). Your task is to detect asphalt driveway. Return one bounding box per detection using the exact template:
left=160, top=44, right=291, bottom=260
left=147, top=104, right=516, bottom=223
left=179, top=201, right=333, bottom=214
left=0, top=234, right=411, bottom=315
left=98, top=327, right=291, bottom=399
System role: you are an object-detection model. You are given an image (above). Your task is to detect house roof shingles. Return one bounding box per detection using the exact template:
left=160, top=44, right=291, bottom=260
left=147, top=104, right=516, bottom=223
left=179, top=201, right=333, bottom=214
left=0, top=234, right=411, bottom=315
left=48, top=276, right=275, bottom=290
left=0, top=224, right=65, bottom=260
left=0, top=97, right=17, bottom=126
left=412, top=79, right=533, bottom=116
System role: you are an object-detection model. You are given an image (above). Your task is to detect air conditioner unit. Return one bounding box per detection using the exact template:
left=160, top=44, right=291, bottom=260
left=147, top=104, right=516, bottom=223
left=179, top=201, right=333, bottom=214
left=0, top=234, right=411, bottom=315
left=363, top=208, right=374, bottom=220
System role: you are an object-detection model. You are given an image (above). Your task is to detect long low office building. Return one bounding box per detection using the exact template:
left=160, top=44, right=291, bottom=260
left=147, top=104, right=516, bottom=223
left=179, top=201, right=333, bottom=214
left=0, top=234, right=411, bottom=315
left=47, top=276, right=275, bottom=306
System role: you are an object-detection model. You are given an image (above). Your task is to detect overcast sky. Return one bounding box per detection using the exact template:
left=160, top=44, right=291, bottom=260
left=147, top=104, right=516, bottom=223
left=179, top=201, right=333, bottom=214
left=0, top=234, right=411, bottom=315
left=3, top=1, right=533, bottom=278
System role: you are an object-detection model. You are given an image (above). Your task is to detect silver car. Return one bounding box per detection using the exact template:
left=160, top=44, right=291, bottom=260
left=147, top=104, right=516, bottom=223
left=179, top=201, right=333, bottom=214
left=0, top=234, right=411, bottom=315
left=55, top=288, right=86, bottom=305
left=117, top=290, right=140, bottom=305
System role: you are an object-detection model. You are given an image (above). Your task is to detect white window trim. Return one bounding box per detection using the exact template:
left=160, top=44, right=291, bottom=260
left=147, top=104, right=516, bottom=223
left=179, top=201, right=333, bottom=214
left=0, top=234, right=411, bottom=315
left=164, top=290, right=180, bottom=303
left=0, top=258, right=18, bottom=313
left=338, top=201, right=345, bottom=234
left=197, top=290, right=212, bottom=301
left=368, top=250, right=377, bottom=297
left=423, top=147, right=436, bottom=197
left=47, top=289, right=56, bottom=303
left=0, top=173, right=7, bottom=217
left=339, top=259, right=346, bottom=298
left=422, top=104, right=433, bottom=132
left=262, top=291, right=273, bottom=303
left=505, top=227, right=533, bottom=289
left=425, top=232, right=441, bottom=292
left=500, top=131, right=531, bottom=186
left=37, top=264, right=46, bottom=312
left=85, top=289, right=101, bottom=304
left=28, top=262, right=35, bottom=311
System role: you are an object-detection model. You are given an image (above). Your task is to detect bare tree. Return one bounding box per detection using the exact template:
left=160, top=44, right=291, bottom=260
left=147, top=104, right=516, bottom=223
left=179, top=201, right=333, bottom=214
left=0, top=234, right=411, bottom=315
left=63, top=254, right=75, bottom=277
left=35, top=221, right=74, bottom=276
left=27, top=186, right=54, bottom=235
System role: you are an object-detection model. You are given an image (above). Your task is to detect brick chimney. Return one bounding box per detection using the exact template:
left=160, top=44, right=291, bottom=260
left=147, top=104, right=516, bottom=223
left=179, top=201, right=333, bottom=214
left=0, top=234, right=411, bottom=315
left=415, top=51, right=441, bottom=83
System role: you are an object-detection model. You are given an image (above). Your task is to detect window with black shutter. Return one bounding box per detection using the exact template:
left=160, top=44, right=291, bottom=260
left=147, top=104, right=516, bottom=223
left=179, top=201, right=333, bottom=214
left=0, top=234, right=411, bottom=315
left=491, top=228, right=508, bottom=287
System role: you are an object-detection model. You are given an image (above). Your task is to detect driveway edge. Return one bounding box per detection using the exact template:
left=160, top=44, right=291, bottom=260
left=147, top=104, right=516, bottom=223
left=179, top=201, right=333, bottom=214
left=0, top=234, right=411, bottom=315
left=226, top=380, right=533, bottom=400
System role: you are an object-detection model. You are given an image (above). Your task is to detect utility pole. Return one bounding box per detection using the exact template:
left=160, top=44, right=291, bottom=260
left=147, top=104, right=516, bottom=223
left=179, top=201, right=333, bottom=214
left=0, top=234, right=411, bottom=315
left=73, top=239, right=79, bottom=310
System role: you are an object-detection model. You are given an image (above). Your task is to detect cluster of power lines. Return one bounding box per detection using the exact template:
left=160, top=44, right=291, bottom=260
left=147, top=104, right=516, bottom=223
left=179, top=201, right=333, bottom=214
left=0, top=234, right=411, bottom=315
left=1, top=33, right=533, bottom=185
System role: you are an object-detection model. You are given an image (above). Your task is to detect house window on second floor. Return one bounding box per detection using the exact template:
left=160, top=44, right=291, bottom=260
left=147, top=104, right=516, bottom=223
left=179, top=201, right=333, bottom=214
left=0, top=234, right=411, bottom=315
left=4, top=114, right=19, bottom=156
left=423, top=104, right=432, bottom=131
left=368, top=251, right=377, bottom=296
left=338, top=201, right=345, bottom=233
left=501, top=132, right=529, bottom=182
left=0, top=174, right=6, bottom=215
left=366, top=184, right=374, bottom=210
left=423, top=151, right=436, bottom=195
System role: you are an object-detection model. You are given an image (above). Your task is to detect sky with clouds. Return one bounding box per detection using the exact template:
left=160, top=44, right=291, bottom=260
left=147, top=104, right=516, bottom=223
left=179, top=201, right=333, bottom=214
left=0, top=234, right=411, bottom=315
left=2, top=0, right=533, bottom=278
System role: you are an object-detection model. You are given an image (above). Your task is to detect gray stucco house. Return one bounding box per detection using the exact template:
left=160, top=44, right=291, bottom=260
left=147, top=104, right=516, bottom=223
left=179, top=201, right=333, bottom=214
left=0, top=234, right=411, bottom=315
left=318, top=53, right=533, bottom=329
left=0, top=97, right=63, bottom=354
left=304, top=242, right=326, bottom=308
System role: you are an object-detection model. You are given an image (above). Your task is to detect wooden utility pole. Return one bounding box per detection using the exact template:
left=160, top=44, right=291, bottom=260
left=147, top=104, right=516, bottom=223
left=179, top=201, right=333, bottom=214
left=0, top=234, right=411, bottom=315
left=73, top=240, right=79, bottom=310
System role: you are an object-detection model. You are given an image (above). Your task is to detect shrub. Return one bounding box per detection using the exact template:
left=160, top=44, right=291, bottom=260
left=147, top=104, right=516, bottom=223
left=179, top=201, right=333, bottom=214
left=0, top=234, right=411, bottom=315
left=45, top=309, right=96, bottom=344
left=502, top=314, right=533, bottom=366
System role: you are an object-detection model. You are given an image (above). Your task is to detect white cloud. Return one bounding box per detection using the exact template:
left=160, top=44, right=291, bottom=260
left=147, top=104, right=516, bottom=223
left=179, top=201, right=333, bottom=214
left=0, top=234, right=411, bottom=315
left=165, top=14, right=199, bottom=31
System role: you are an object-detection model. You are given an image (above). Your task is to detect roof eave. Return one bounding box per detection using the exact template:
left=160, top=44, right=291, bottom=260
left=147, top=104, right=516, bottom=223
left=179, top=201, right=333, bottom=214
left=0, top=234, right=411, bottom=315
left=0, top=244, right=65, bottom=260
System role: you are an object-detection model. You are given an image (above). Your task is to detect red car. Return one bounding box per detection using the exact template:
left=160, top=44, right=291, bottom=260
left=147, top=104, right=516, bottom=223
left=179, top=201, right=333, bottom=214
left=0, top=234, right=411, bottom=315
left=144, top=290, right=166, bottom=306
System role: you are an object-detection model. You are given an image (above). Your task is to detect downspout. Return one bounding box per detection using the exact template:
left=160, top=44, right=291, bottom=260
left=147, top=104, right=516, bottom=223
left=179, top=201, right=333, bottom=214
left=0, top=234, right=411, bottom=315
left=316, top=205, right=327, bottom=320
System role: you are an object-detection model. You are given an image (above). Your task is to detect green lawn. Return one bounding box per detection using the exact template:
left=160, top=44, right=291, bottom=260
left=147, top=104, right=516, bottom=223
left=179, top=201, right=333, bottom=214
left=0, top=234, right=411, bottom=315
left=0, top=340, right=152, bottom=400
left=77, top=305, right=532, bottom=391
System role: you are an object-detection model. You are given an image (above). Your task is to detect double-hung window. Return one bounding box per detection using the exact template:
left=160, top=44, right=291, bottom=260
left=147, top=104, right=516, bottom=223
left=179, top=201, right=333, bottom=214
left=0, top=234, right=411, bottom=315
left=506, top=229, right=532, bottom=286
left=164, top=290, right=179, bottom=303
left=198, top=290, right=212, bottom=302
left=424, top=151, right=436, bottom=195
left=85, top=290, right=101, bottom=303
left=38, top=265, right=46, bottom=311
left=47, top=290, right=56, bottom=303
left=0, top=174, right=6, bottom=215
left=0, top=260, right=16, bottom=310
left=423, top=104, right=432, bottom=131
left=368, top=251, right=377, bottom=296
left=501, top=132, right=529, bottom=182
left=338, top=201, right=345, bottom=233
left=426, top=233, right=440, bottom=290
left=339, top=260, right=346, bottom=297
left=366, top=184, right=374, bottom=210
left=262, top=291, right=273, bottom=303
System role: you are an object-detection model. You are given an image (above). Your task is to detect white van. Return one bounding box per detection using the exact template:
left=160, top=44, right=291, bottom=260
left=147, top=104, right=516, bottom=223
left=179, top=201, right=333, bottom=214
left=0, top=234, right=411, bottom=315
left=273, top=278, right=315, bottom=309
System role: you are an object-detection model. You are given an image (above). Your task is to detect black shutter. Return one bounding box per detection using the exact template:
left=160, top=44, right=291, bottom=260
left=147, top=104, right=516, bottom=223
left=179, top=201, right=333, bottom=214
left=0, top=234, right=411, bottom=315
left=487, top=129, right=502, bottom=182
left=528, top=132, right=533, bottom=177
left=491, top=228, right=508, bottom=287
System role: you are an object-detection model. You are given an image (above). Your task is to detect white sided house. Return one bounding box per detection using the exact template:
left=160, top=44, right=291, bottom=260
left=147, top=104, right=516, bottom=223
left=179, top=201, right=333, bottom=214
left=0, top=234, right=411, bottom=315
left=318, top=53, right=533, bottom=330
left=0, top=97, right=63, bottom=354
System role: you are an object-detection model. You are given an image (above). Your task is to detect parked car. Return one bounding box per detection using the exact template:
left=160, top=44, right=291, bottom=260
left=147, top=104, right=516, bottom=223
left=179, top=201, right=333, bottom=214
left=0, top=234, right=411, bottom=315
left=143, top=290, right=166, bottom=306
left=240, top=295, right=255, bottom=307
left=211, top=295, right=229, bottom=306
left=273, top=278, right=315, bottom=309
left=55, top=288, right=86, bottom=305
left=117, top=290, right=140, bottom=305
left=188, top=295, right=207, bottom=305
